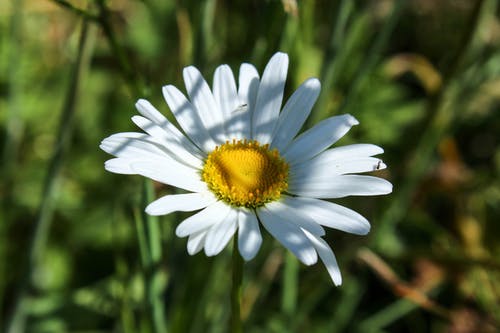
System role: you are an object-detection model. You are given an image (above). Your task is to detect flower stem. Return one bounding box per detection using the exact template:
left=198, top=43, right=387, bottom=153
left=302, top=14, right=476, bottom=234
left=230, top=236, right=244, bottom=333
left=282, top=252, right=298, bottom=317
left=134, top=180, right=168, bottom=333
left=143, top=180, right=168, bottom=333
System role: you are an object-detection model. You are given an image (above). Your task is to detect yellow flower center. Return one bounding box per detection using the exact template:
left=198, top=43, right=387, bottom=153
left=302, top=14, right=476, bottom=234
left=202, top=139, right=289, bottom=208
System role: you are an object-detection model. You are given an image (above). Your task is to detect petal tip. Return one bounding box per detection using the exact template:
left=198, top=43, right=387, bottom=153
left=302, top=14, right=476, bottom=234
left=386, top=182, right=394, bottom=193
left=346, top=114, right=359, bottom=126
left=268, top=52, right=289, bottom=68
left=175, top=227, right=187, bottom=238
left=303, top=253, right=319, bottom=266
left=239, top=237, right=262, bottom=261
left=273, top=51, right=289, bottom=59
left=162, top=84, right=175, bottom=94
left=216, top=64, right=231, bottom=72
left=144, top=204, right=160, bottom=216
left=183, top=65, right=201, bottom=79
left=360, top=223, right=371, bottom=236
left=183, top=65, right=197, bottom=72
left=131, top=115, right=142, bottom=123
left=241, top=252, right=256, bottom=261
left=306, top=77, right=321, bottom=88
left=333, top=276, right=342, bottom=286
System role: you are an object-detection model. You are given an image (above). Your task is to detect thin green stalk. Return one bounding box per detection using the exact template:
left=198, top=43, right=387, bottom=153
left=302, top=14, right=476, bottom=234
left=193, top=0, right=216, bottom=67
left=144, top=181, right=162, bottom=264
left=338, top=0, right=405, bottom=114
left=279, top=10, right=298, bottom=52
left=114, top=210, right=137, bottom=333
left=310, top=0, right=354, bottom=124
left=4, top=19, right=92, bottom=333
left=53, top=0, right=145, bottom=97
left=281, top=252, right=298, bottom=317
left=142, top=180, right=168, bottom=333
left=95, top=0, right=145, bottom=97
left=357, top=297, right=429, bottom=332
left=327, top=279, right=365, bottom=333
left=51, top=0, right=99, bottom=22
left=230, top=236, right=244, bottom=333
left=135, top=181, right=167, bottom=332
left=134, top=207, right=151, bottom=268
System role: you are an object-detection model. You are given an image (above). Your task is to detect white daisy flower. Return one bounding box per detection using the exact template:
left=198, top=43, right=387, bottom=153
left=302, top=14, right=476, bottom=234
left=100, top=52, right=392, bottom=285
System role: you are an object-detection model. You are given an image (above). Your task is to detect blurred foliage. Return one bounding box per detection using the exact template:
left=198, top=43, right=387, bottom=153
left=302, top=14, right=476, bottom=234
left=1, top=0, right=499, bottom=332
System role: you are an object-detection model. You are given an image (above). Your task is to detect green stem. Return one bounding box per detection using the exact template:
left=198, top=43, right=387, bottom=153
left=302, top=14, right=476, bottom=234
left=230, top=236, right=244, bottom=333
left=338, top=0, right=404, bottom=114
left=281, top=252, right=298, bottom=317
left=143, top=180, right=168, bottom=333
left=135, top=180, right=167, bottom=332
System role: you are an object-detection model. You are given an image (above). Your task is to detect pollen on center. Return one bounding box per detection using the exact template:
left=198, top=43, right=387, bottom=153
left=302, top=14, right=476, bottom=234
left=202, top=139, right=289, bottom=208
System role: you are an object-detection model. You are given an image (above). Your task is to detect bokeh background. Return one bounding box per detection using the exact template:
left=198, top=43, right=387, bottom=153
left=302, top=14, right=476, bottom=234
left=1, top=0, right=499, bottom=332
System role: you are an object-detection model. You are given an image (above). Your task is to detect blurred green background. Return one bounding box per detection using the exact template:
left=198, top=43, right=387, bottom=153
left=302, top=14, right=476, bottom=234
left=1, top=0, right=499, bottom=332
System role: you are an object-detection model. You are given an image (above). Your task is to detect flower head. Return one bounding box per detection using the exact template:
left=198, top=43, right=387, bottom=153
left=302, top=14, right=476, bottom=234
left=100, top=52, right=392, bottom=285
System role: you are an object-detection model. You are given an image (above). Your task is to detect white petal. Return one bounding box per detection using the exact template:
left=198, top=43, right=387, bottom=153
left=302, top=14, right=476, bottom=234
left=213, top=64, right=239, bottom=135
left=101, top=133, right=161, bottom=175
left=131, top=159, right=207, bottom=193
left=162, top=85, right=216, bottom=152
left=204, top=208, right=238, bottom=256
left=266, top=198, right=325, bottom=236
left=283, top=114, right=359, bottom=164
left=289, top=174, right=393, bottom=198
left=100, top=135, right=168, bottom=160
left=135, top=99, right=204, bottom=159
left=257, top=206, right=317, bottom=266
left=281, top=197, right=370, bottom=235
left=105, top=132, right=172, bottom=149
left=187, top=229, right=208, bottom=255
left=237, top=209, right=262, bottom=261
left=101, top=134, right=163, bottom=175
left=252, top=52, right=289, bottom=143
left=292, top=156, right=386, bottom=178
left=271, top=78, right=321, bottom=151
left=303, top=230, right=342, bottom=286
left=132, top=115, right=203, bottom=168
left=105, top=132, right=149, bottom=140
left=145, top=192, right=217, bottom=216
left=183, top=66, right=227, bottom=143
left=236, top=63, right=260, bottom=139
left=317, top=144, right=385, bottom=160
left=176, top=201, right=231, bottom=237
left=135, top=99, right=168, bottom=128
left=104, top=158, right=135, bottom=174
